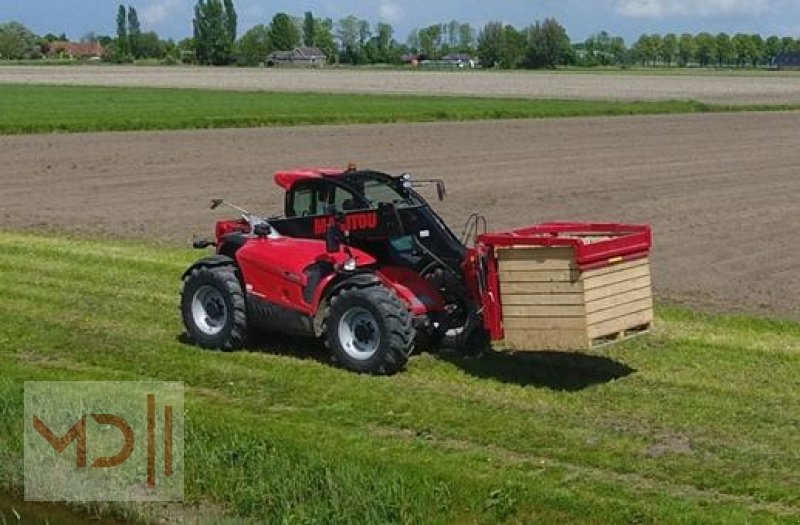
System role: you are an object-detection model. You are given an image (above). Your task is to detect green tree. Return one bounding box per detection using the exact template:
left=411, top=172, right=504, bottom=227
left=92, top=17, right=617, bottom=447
left=458, top=23, right=476, bottom=52
left=303, top=11, right=315, bottom=47
left=268, top=13, right=300, bottom=51
left=193, top=0, right=235, bottom=65
left=337, top=15, right=362, bottom=63
left=477, top=21, right=504, bottom=67
left=500, top=25, right=525, bottom=68
left=524, top=18, right=570, bottom=69
left=677, top=33, right=695, bottom=66
left=359, top=19, right=371, bottom=47
left=749, top=34, right=765, bottom=67
left=781, top=36, right=796, bottom=53
left=418, top=24, right=441, bottom=58
left=660, top=33, right=677, bottom=67
left=695, top=32, right=715, bottom=67
left=714, top=32, right=733, bottom=67
left=447, top=20, right=459, bottom=47
left=223, top=0, right=237, bottom=43
left=0, top=21, right=37, bottom=59
left=609, top=36, right=627, bottom=65
left=177, top=37, right=196, bottom=63
left=765, top=35, right=781, bottom=62
left=375, top=22, right=394, bottom=62
left=235, top=24, right=270, bottom=66
left=632, top=34, right=660, bottom=66
left=128, top=6, right=141, bottom=58
left=116, top=5, right=129, bottom=58
left=315, top=18, right=337, bottom=63
left=137, top=31, right=164, bottom=58
left=732, top=33, right=754, bottom=67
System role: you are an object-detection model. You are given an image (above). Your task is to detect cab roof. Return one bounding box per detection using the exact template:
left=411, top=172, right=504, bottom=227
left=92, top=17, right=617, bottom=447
left=274, top=167, right=347, bottom=190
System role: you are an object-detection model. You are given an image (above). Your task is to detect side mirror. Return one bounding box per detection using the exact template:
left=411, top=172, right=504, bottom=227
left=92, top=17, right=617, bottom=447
left=326, top=224, right=341, bottom=253
left=436, top=180, right=447, bottom=201
left=210, top=199, right=224, bottom=210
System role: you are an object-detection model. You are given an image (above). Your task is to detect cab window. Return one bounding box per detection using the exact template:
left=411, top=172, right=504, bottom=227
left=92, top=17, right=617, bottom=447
left=288, top=183, right=331, bottom=217
left=333, top=185, right=368, bottom=212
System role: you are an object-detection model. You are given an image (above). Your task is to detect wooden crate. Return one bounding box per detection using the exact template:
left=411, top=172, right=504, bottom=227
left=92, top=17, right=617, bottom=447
left=497, top=246, right=653, bottom=351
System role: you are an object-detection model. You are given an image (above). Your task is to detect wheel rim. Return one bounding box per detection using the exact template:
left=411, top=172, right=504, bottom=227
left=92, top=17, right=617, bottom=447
left=191, top=285, right=228, bottom=336
left=338, top=307, right=381, bottom=361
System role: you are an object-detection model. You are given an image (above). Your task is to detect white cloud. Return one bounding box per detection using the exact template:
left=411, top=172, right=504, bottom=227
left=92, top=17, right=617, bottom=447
left=616, top=0, right=773, bottom=18
left=141, top=0, right=187, bottom=27
left=378, top=1, right=402, bottom=22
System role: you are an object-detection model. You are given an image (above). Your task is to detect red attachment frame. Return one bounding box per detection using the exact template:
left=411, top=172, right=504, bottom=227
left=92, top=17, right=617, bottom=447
left=475, top=222, right=653, bottom=342
left=478, top=222, right=652, bottom=271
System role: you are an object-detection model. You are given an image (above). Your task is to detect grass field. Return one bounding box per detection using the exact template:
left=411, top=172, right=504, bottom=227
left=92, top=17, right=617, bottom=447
left=2, top=84, right=799, bottom=135
left=0, top=231, right=798, bottom=523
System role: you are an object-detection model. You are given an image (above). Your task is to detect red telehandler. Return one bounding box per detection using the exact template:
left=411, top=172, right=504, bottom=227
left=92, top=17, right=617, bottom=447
left=182, top=166, right=653, bottom=375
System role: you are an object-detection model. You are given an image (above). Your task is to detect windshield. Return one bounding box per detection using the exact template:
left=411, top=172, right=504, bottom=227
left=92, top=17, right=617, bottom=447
left=343, top=173, right=422, bottom=208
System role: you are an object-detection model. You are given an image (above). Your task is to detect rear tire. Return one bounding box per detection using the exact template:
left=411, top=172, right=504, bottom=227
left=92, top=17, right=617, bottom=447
left=324, top=284, right=415, bottom=375
left=181, top=265, right=247, bottom=352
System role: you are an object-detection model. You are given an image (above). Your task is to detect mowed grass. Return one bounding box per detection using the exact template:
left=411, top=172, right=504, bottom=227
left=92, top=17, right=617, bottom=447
left=1, top=84, right=798, bottom=135
left=1, top=231, right=799, bottom=523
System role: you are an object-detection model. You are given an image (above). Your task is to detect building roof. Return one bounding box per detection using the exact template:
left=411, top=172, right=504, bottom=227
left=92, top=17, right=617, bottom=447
left=271, top=47, right=327, bottom=60
left=295, top=47, right=326, bottom=58
left=775, top=52, right=800, bottom=67
left=442, top=53, right=473, bottom=62
left=48, top=42, right=104, bottom=57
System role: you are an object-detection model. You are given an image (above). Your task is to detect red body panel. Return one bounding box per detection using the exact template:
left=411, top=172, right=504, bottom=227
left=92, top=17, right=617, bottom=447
left=232, top=235, right=444, bottom=319
left=216, top=219, right=250, bottom=241
left=236, top=237, right=377, bottom=315
left=478, top=222, right=652, bottom=271
left=274, top=168, right=346, bottom=190
left=376, top=267, right=445, bottom=316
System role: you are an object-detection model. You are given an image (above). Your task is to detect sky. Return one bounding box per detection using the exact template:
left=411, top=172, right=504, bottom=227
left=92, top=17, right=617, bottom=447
left=3, top=0, right=800, bottom=43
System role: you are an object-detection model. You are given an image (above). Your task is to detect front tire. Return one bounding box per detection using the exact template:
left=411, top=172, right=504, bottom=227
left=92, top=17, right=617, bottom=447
left=325, top=285, right=415, bottom=375
left=181, top=264, right=247, bottom=351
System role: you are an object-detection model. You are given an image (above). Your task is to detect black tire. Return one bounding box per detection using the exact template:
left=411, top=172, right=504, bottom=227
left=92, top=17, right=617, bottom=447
left=324, top=284, right=415, bottom=375
left=181, top=265, right=247, bottom=352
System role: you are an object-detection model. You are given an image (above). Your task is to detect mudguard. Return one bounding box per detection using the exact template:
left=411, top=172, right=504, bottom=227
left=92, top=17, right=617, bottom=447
left=181, top=255, right=237, bottom=280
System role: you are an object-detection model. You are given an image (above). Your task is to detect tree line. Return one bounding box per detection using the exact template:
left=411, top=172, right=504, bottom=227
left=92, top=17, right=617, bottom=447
left=1, top=0, right=799, bottom=69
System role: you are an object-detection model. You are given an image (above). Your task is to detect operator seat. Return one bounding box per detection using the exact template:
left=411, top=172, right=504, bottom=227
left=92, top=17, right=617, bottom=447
left=342, top=199, right=362, bottom=211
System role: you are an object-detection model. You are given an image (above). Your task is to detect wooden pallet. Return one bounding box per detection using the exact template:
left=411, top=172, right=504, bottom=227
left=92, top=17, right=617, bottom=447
left=497, top=246, right=654, bottom=352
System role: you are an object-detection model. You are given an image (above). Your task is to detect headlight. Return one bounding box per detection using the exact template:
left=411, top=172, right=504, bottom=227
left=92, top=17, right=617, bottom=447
left=343, top=258, right=357, bottom=272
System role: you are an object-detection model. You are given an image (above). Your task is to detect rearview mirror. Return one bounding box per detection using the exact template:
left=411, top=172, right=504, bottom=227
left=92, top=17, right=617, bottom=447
left=436, top=181, right=447, bottom=201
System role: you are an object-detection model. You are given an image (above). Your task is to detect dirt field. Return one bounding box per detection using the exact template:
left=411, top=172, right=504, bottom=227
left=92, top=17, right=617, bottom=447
left=2, top=111, right=799, bottom=319
left=3, top=65, right=800, bottom=104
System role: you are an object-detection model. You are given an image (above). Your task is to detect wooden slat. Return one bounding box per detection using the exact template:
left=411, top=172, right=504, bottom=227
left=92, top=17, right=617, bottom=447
left=498, top=247, right=575, bottom=271
left=585, top=286, right=652, bottom=314
left=504, top=329, right=590, bottom=351
left=584, top=275, right=652, bottom=302
left=497, top=247, right=574, bottom=262
left=587, top=309, right=654, bottom=339
left=582, top=265, right=650, bottom=291
left=504, top=316, right=587, bottom=330
left=502, top=293, right=586, bottom=306
left=586, top=297, right=653, bottom=325
left=500, top=269, right=580, bottom=283
left=503, top=304, right=586, bottom=317
left=500, top=281, right=584, bottom=295
left=499, top=259, right=575, bottom=271
left=582, top=257, right=649, bottom=278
